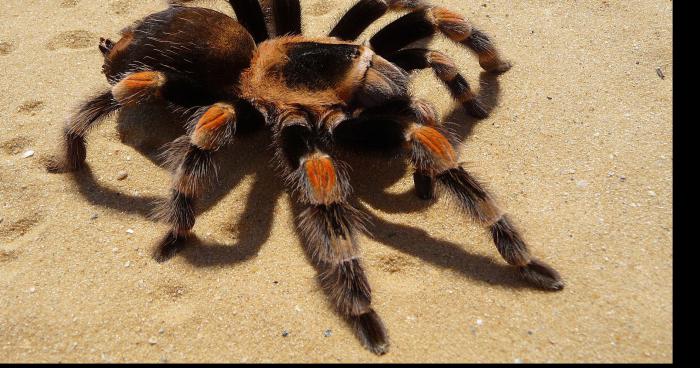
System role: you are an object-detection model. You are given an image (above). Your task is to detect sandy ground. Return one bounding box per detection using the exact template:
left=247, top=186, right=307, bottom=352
left=0, top=0, right=672, bottom=363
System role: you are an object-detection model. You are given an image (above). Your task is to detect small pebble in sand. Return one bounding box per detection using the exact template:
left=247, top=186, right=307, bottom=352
left=22, top=150, right=35, bottom=158
left=323, top=329, right=332, bottom=337
left=124, top=261, right=131, bottom=268
left=647, top=190, right=656, bottom=197
left=116, top=171, right=128, bottom=181
left=126, top=229, right=134, bottom=234
left=476, top=319, right=484, bottom=326
left=282, top=330, right=289, bottom=337
left=90, top=213, right=99, bottom=220
left=514, top=358, right=523, bottom=364
left=159, top=327, right=165, bottom=334
left=576, top=180, right=589, bottom=188
left=655, top=67, right=665, bottom=80
left=619, top=176, right=627, bottom=182
left=29, top=287, right=36, bottom=294
left=148, top=337, right=158, bottom=345
left=112, top=247, right=118, bottom=253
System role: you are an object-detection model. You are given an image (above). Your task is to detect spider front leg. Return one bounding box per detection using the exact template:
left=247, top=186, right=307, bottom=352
left=275, top=112, right=389, bottom=355
left=403, top=121, right=564, bottom=290
left=47, top=70, right=205, bottom=173
left=153, top=103, right=237, bottom=262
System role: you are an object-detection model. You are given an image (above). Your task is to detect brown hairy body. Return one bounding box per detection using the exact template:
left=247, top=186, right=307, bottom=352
left=47, top=1, right=563, bottom=355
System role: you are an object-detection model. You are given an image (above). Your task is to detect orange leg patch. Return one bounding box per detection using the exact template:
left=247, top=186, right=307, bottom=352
left=112, top=71, right=165, bottom=105
left=412, top=125, right=457, bottom=169
left=414, top=126, right=456, bottom=161
left=431, top=7, right=472, bottom=42
left=192, top=103, right=236, bottom=150
left=304, top=155, right=338, bottom=205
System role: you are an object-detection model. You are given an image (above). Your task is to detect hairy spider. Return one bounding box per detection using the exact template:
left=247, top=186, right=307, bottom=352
left=47, top=0, right=564, bottom=355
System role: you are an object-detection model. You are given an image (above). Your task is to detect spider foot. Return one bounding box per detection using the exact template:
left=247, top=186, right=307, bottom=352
left=153, top=231, right=190, bottom=263
left=352, top=309, right=390, bottom=355
left=484, top=60, right=513, bottom=75
left=45, top=155, right=83, bottom=173
left=519, top=258, right=564, bottom=291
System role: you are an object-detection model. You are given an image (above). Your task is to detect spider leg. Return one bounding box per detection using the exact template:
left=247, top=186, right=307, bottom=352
left=346, top=98, right=441, bottom=200
left=338, top=100, right=563, bottom=290
left=46, top=89, right=119, bottom=173
left=274, top=111, right=389, bottom=355
left=153, top=102, right=238, bottom=262
left=329, top=0, right=390, bottom=41
left=47, top=70, right=212, bottom=173
left=404, top=121, right=564, bottom=290
left=329, top=0, right=428, bottom=41
left=271, top=0, right=302, bottom=36
left=370, top=6, right=512, bottom=74
left=228, top=0, right=270, bottom=44
left=387, top=48, right=489, bottom=118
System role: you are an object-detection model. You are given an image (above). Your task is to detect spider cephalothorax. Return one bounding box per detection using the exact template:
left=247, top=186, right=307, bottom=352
left=48, top=0, right=564, bottom=355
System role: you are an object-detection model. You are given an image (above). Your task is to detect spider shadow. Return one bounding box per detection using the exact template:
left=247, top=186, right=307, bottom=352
left=65, top=71, right=533, bottom=289
left=302, top=71, right=534, bottom=290
left=66, top=101, right=284, bottom=267
left=347, top=71, right=503, bottom=215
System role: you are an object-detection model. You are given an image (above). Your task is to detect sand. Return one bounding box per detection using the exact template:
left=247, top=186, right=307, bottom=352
left=0, top=0, right=672, bottom=363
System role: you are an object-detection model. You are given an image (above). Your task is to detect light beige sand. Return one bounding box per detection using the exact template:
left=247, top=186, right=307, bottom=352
left=0, top=0, right=672, bottom=363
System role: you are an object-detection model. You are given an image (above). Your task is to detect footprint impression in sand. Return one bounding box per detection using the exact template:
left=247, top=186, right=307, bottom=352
left=60, top=0, right=79, bottom=8
left=0, top=215, right=43, bottom=243
left=0, top=41, right=15, bottom=56
left=1, top=136, right=35, bottom=157
left=46, top=30, right=98, bottom=51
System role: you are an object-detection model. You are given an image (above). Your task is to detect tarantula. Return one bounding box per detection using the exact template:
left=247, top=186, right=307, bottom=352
left=47, top=0, right=564, bottom=355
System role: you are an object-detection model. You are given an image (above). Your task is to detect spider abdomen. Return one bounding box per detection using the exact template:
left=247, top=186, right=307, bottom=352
left=102, top=6, right=255, bottom=103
